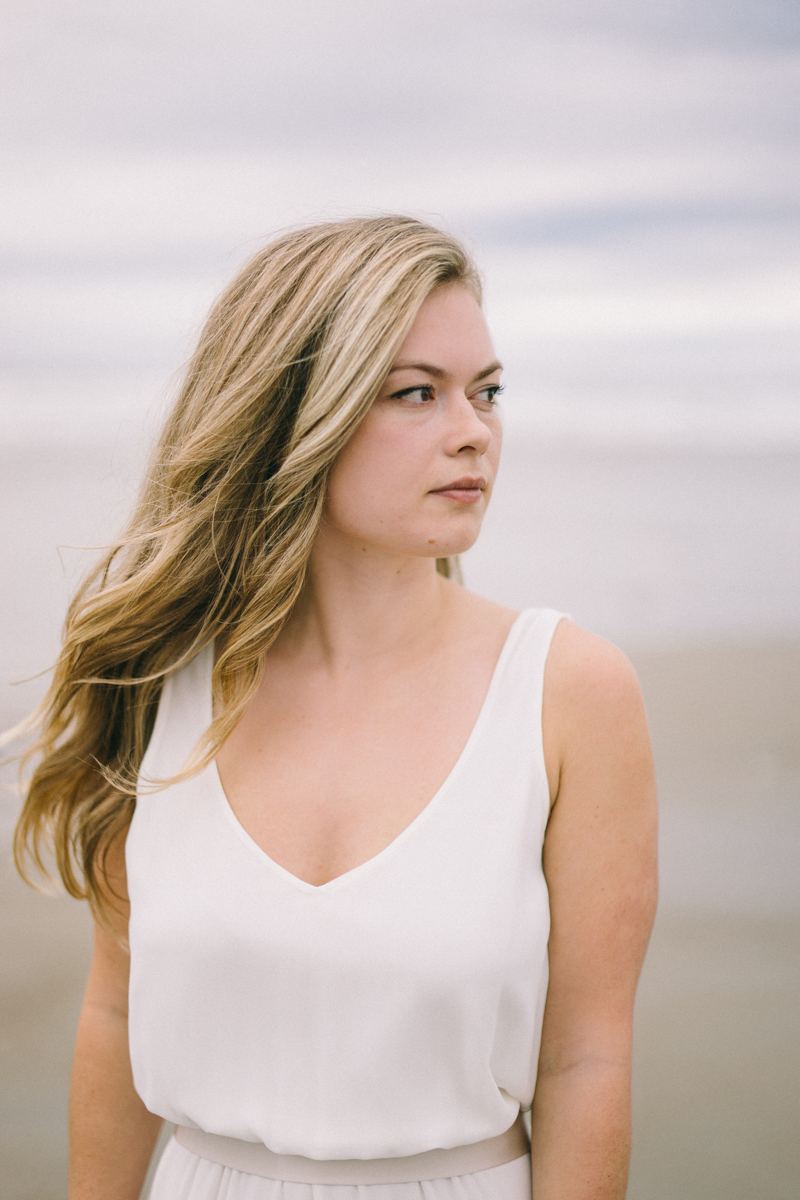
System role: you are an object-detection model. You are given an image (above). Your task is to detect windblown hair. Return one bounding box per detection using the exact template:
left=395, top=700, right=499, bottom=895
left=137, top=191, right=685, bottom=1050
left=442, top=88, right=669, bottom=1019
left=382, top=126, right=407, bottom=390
left=13, top=215, right=481, bottom=916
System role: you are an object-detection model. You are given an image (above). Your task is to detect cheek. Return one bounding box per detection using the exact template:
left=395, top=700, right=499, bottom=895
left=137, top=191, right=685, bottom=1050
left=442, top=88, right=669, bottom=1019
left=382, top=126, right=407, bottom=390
left=325, top=415, right=426, bottom=531
left=487, top=423, right=503, bottom=478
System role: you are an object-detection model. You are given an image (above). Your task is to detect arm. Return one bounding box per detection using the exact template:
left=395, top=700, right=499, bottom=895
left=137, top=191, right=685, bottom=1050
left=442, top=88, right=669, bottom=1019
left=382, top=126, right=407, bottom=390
left=531, top=622, right=658, bottom=1200
left=68, top=840, right=163, bottom=1200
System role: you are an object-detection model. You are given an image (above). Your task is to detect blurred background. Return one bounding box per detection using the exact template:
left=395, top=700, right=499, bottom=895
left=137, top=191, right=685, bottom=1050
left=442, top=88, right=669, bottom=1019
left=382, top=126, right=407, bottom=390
left=1, top=2, right=798, bottom=1197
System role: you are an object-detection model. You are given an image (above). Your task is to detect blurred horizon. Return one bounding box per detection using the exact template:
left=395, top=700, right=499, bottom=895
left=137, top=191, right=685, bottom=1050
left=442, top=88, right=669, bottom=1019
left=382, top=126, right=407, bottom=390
left=2, top=0, right=799, bottom=699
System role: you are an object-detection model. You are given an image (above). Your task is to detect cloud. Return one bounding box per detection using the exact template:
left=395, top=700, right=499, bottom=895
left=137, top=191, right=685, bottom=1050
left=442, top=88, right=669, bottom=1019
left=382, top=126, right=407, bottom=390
left=4, top=0, right=798, bottom=156
left=1, top=0, right=797, bottom=449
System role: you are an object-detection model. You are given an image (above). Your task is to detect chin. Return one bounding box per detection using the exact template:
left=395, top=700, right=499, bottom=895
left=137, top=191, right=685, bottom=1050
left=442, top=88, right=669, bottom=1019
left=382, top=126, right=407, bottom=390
left=420, top=523, right=483, bottom=560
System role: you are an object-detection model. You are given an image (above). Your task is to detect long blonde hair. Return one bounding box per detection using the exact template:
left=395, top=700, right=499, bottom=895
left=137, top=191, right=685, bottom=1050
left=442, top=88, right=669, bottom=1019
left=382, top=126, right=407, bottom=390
left=13, top=215, right=481, bottom=915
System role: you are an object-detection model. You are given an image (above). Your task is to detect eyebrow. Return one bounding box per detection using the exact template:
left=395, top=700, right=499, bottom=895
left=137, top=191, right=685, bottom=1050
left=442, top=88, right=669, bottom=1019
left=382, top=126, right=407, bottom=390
left=388, top=360, right=503, bottom=385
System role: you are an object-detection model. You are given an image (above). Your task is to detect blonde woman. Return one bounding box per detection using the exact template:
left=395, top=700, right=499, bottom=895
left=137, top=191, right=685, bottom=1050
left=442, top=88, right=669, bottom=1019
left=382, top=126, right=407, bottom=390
left=16, top=216, right=658, bottom=1200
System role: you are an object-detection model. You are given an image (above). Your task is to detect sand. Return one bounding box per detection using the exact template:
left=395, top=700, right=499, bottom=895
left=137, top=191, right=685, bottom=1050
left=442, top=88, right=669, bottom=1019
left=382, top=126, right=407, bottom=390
left=2, top=637, right=798, bottom=1200
left=1, top=434, right=798, bottom=1197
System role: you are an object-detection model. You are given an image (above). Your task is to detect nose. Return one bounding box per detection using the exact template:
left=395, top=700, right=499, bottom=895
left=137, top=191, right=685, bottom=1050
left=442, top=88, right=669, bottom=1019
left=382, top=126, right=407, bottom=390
left=443, top=391, right=494, bottom=458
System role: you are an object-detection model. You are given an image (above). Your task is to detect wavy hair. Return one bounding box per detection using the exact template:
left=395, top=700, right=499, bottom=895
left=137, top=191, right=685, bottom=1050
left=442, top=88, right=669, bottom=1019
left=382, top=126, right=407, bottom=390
left=12, top=215, right=481, bottom=916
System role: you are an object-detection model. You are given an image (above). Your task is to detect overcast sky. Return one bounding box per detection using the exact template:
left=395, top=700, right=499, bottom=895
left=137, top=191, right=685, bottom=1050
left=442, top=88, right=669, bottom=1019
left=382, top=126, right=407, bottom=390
left=2, top=0, right=798, bottom=445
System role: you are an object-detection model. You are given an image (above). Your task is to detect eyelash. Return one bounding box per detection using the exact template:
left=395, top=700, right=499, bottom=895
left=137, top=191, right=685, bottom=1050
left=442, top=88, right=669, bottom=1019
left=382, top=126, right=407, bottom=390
left=389, top=384, right=504, bottom=405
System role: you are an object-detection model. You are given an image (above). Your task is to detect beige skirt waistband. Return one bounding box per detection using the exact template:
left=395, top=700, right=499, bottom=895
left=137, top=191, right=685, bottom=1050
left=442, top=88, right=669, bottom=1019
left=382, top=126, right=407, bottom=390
left=174, top=1113, right=530, bottom=1185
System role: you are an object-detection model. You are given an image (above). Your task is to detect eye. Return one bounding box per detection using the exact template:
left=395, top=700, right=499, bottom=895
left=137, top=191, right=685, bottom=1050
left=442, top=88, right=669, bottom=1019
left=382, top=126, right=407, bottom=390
left=474, top=384, right=504, bottom=406
left=389, top=384, right=436, bottom=404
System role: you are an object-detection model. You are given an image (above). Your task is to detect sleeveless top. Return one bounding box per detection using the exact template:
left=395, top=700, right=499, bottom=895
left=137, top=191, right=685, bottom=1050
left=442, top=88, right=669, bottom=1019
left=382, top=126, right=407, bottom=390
left=126, top=607, right=564, bottom=1160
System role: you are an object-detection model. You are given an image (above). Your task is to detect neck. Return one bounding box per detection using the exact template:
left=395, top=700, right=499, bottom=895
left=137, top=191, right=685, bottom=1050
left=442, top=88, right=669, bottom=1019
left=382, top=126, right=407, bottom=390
left=278, top=528, right=451, bottom=670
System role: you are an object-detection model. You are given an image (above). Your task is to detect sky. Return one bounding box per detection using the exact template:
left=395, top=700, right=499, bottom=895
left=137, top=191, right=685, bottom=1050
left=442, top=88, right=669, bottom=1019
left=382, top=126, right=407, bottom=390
left=1, top=0, right=799, bottom=446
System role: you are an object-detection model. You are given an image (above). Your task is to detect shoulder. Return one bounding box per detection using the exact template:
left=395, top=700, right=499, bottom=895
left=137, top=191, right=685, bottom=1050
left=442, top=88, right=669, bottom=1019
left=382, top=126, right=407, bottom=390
left=546, top=619, right=643, bottom=713
left=537, top=625, right=658, bottom=1055
left=542, top=620, right=652, bottom=805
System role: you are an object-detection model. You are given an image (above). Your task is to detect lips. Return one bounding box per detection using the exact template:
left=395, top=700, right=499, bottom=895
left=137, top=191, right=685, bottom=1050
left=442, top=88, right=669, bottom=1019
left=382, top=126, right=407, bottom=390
left=430, top=476, right=487, bottom=503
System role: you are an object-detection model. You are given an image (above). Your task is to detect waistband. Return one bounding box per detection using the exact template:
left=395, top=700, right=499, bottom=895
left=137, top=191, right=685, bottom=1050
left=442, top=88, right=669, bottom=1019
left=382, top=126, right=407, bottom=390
left=174, top=1113, right=530, bottom=1185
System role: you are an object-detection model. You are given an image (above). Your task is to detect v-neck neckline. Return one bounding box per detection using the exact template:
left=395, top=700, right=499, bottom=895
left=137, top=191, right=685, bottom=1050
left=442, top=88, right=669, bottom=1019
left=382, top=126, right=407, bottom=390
left=207, top=610, right=530, bottom=895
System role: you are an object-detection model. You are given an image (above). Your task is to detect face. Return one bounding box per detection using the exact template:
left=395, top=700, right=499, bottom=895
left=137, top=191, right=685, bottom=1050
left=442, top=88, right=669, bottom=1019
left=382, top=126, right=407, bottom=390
left=323, top=283, right=503, bottom=563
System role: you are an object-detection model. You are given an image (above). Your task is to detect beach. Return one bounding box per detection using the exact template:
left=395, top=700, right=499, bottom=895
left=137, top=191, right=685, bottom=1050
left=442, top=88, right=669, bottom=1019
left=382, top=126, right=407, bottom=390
left=4, top=0, right=798, bottom=1193
left=627, top=641, right=800, bottom=1199
left=1, top=433, right=798, bottom=1199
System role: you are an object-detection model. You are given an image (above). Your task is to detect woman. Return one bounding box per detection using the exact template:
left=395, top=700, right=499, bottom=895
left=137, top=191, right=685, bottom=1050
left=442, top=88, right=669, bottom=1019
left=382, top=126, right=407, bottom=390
left=16, top=215, right=657, bottom=1200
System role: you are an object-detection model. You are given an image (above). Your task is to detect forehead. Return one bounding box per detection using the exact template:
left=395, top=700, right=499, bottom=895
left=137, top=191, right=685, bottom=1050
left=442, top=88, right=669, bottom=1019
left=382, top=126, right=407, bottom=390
left=395, top=285, right=495, bottom=368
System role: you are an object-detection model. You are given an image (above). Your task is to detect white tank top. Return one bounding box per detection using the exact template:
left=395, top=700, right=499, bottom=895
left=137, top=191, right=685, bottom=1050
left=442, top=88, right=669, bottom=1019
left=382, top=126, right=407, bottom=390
left=127, top=607, right=563, bottom=1160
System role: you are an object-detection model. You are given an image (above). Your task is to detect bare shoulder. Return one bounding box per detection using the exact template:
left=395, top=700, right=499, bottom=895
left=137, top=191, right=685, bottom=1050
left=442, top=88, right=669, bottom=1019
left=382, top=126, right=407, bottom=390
left=546, top=619, right=643, bottom=714
left=543, top=619, right=653, bottom=806
left=538, top=622, right=658, bottom=1059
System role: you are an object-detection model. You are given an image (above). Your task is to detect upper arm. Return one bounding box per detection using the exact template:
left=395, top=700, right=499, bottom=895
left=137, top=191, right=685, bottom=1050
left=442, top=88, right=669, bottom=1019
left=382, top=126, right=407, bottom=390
left=83, top=833, right=132, bottom=1019
left=540, top=621, right=658, bottom=1066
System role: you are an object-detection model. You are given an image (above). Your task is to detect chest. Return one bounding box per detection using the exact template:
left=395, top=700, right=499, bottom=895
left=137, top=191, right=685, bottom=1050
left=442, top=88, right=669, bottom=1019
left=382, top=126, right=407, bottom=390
left=215, top=654, right=499, bottom=887
left=127, top=614, right=555, bottom=1145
